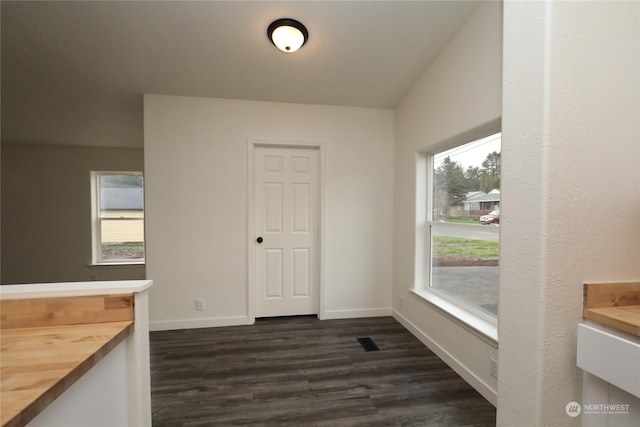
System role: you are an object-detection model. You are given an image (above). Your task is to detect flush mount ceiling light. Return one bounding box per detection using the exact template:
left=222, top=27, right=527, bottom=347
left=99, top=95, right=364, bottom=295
left=267, top=18, right=308, bottom=53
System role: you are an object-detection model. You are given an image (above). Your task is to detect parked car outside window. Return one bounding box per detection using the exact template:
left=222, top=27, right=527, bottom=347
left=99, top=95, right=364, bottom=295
left=480, top=209, right=500, bottom=225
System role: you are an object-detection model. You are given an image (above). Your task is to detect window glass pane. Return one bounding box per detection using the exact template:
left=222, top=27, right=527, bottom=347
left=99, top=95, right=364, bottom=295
left=431, top=223, right=499, bottom=317
left=99, top=175, right=144, bottom=215
left=433, top=133, right=501, bottom=222
left=429, top=133, right=501, bottom=318
left=97, top=174, right=144, bottom=262
left=100, top=219, right=145, bottom=260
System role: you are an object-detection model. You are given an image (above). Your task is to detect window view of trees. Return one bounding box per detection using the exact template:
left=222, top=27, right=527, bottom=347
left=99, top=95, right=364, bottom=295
left=433, top=135, right=501, bottom=221
left=480, top=151, right=500, bottom=192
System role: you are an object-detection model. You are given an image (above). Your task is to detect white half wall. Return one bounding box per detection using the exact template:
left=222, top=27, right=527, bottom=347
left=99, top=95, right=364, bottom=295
left=499, top=1, right=640, bottom=426
left=392, top=1, right=502, bottom=406
left=144, top=95, right=394, bottom=330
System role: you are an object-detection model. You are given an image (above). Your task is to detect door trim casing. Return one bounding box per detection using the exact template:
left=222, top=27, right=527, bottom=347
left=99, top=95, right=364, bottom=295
left=247, top=139, right=325, bottom=324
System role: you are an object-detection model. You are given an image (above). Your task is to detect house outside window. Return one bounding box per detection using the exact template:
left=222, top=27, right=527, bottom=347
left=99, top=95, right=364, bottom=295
left=423, top=133, right=501, bottom=323
left=91, top=172, right=144, bottom=264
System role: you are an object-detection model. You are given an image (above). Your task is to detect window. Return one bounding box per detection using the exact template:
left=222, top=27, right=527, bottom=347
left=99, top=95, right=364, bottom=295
left=91, top=172, right=144, bottom=264
left=418, top=132, right=501, bottom=330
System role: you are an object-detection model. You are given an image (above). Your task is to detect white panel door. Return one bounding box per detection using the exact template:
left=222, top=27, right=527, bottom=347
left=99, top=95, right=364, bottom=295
left=255, top=146, right=319, bottom=317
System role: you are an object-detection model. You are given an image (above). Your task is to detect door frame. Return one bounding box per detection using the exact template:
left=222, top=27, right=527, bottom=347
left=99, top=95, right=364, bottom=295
left=247, top=139, right=325, bottom=324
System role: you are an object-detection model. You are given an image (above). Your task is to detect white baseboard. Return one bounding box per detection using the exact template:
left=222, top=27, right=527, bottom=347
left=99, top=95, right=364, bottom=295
left=321, top=307, right=392, bottom=320
left=392, top=309, right=497, bottom=407
left=150, top=308, right=394, bottom=330
left=149, top=315, right=251, bottom=331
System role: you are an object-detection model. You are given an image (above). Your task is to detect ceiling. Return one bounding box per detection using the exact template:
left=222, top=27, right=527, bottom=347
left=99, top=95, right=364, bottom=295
left=1, top=1, right=478, bottom=148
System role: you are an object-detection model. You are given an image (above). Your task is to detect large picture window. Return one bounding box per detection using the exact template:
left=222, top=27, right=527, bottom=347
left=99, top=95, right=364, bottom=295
left=91, top=172, right=145, bottom=264
left=425, top=133, right=501, bottom=321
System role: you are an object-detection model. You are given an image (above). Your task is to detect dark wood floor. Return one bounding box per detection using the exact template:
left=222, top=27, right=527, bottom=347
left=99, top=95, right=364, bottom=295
left=150, top=316, right=496, bottom=426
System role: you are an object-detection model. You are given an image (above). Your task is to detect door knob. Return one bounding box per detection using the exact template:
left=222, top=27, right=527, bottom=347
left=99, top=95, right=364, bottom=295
left=256, top=237, right=263, bottom=244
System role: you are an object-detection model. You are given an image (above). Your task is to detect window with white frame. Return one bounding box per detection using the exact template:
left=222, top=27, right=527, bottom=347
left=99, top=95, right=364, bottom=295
left=91, top=172, right=145, bottom=264
left=422, top=132, right=501, bottom=322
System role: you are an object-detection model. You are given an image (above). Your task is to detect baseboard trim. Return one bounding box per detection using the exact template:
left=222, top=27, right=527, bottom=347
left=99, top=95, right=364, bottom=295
left=149, top=315, right=251, bottom=331
left=392, top=309, right=497, bottom=407
left=150, top=309, right=394, bottom=330
left=322, top=307, right=392, bottom=320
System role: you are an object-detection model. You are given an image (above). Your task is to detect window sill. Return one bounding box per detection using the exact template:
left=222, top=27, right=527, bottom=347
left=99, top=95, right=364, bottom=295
left=87, top=262, right=145, bottom=268
left=410, top=288, right=498, bottom=347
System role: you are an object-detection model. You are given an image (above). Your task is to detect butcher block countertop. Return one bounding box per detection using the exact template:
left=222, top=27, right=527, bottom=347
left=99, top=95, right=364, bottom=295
left=0, top=294, right=135, bottom=427
left=583, top=282, right=640, bottom=337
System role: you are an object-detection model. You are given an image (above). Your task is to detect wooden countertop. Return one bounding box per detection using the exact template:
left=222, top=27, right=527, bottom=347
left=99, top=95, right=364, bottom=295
left=584, top=306, right=640, bottom=336
left=0, top=293, right=135, bottom=427
left=583, top=282, right=640, bottom=337
left=1, top=321, right=133, bottom=427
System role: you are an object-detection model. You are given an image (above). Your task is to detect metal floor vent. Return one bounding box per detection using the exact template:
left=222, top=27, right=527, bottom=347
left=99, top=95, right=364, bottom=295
left=357, top=337, right=380, bottom=352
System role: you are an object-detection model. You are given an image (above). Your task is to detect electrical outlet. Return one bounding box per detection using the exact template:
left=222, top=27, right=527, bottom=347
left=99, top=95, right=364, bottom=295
left=399, top=296, right=404, bottom=308
left=489, top=357, right=498, bottom=379
left=195, top=298, right=205, bottom=311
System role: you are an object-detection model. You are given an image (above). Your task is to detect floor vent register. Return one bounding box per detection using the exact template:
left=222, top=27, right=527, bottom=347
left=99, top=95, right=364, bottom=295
left=357, top=337, right=380, bottom=352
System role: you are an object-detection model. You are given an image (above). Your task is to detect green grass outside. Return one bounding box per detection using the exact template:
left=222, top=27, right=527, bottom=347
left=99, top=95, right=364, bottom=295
left=433, top=236, right=499, bottom=259
left=443, top=218, right=478, bottom=224
left=102, top=242, right=144, bottom=250
left=102, top=242, right=144, bottom=260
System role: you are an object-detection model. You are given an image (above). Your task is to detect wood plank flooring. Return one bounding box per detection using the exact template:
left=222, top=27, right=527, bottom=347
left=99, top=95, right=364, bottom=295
left=150, top=316, right=496, bottom=426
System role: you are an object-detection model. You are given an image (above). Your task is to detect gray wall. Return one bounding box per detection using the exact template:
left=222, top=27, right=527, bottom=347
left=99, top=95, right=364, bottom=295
left=1, top=143, right=145, bottom=284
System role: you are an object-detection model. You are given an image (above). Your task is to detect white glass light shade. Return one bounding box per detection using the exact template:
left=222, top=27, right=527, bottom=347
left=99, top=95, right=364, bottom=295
left=271, top=25, right=305, bottom=52
left=268, top=19, right=308, bottom=53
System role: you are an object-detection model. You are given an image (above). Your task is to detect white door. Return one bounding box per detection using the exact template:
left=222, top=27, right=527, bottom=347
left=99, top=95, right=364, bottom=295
left=254, top=146, right=319, bottom=317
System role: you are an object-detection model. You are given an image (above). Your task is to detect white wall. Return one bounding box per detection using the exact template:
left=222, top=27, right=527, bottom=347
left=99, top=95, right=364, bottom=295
left=392, top=1, right=502, bottom=406
left=28, top=342, right=129, bottom=427
left=1, top=144, right=146, bottom=284
left=499, top=1, right=640, bottom=426
left=144, top=95, right=394, bottom=330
